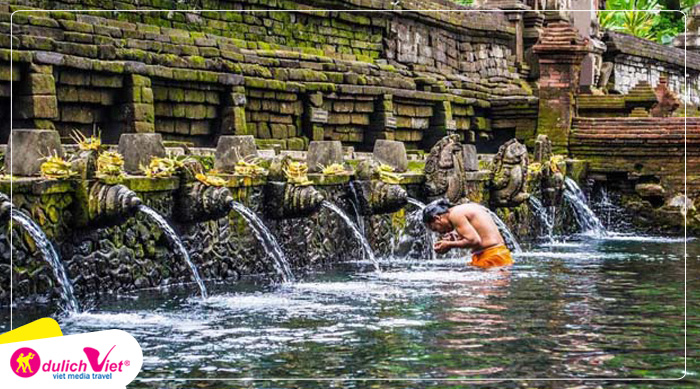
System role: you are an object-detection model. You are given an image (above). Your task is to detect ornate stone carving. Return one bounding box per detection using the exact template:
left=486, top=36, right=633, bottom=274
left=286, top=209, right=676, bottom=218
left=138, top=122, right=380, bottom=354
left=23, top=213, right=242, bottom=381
left=651, top=77, right=680, bottom=117
left=352, top=158, right=408, bottom=215
left=424, top=134, right=467, bottom=204
left=490, top=139, right=530, bottom=207
left=80, top=182, right=142, bottom=227
left=175, top=183, right=234, bottom=223
left=265, top=155, right=324, bottom=219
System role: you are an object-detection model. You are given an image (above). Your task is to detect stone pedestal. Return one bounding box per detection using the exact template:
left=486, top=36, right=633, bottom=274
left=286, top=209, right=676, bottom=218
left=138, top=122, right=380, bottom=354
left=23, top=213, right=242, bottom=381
left=372, top=140, right=407, bottom=172
left=5, top=129, right=63, bottom=176
left=214, top=135, right=258, bottom=172
left=673, top=5, right=700, bottom=53
left=118, top=133, right=165, bottom=174
left=533, top=21, right=591, bottom=153
left=307, top=141, right=343, bottom=173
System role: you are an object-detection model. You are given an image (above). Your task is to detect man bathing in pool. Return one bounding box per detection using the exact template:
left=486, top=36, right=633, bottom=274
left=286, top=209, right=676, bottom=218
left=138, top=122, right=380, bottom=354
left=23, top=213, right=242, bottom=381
left=423, top=199, right=513, bottom=268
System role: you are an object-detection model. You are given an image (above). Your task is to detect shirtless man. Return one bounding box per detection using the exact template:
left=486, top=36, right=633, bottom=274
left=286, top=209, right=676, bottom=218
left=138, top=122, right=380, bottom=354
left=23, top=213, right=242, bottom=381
left=422, top=199, right=513, bottom=268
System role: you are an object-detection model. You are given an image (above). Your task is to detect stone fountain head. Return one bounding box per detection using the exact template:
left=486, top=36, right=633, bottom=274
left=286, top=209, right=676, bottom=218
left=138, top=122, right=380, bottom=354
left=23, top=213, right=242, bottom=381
left=174, top=158, right=235, bottom=223
left=490, top=138, right=530, bottom=207
left=82, top=181, right=142, bottom=226
left=0, top=192, right=12, bottom=220
left=534, top=135, right=565, bottom=206
left=352, top=158, right=408, bottom=215
left=265, top=155, right=324, bottom=219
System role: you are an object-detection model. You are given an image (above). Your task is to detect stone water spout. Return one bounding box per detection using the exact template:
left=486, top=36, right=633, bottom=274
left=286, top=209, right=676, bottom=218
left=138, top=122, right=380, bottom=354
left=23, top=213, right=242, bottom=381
left=352, top=158, right=407, bottom=215
left=265, top=155, right=324, bottom=219
left=174, top=159, right=234, bottom=223
left=81, top=181, right=142, bottom=227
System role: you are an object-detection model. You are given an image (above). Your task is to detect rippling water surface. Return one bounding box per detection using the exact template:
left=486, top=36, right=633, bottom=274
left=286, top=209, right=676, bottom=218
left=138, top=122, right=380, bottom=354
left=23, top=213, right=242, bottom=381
left=3, top=237, right=699, bottom=388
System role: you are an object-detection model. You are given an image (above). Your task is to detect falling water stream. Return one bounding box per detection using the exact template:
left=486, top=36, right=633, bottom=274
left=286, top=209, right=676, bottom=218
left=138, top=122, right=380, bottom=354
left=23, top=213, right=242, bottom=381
left=484, top=208, right=522, bottom=253
left=10, top=209, right=80, bottom=312
left=229, top=201, right=294, bottom=283
left=529, top=196, right=554, bottom=241
left=348, top=182, right=365, bottom=233
left=563, top=178, right=607, bottom=236
left=138, top=205, right=208, bottom=298
left=321, top=200, right=379, bottom=271
left=405, top=197, right=436, bottom=260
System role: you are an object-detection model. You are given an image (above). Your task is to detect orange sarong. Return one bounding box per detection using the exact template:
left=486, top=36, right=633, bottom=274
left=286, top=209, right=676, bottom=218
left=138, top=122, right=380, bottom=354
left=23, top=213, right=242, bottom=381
left=470, top=244, right=513, bottom=268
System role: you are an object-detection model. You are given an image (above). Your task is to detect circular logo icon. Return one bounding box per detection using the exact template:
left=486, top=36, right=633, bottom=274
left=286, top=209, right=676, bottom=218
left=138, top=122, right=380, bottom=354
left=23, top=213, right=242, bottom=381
left=10, top=347, right=40, bottom=378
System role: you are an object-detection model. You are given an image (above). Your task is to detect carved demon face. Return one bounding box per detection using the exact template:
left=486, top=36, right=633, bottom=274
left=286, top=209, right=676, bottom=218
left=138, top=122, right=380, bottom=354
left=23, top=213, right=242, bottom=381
left=503, top=141, right=527, bottom=164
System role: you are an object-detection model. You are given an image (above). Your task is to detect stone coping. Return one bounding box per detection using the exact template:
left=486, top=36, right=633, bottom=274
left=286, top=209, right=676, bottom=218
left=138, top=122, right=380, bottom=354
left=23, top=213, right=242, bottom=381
left=0, top=177, right=74, bottom=195
left=605, top=31, right=700, bottom=71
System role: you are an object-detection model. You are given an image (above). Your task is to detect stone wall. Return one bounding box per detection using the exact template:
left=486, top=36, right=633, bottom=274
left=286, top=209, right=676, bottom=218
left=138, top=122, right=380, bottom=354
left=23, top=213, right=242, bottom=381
left=603, top=31, right=700, bottom=106
left=0, top=0, right=537, bottom=150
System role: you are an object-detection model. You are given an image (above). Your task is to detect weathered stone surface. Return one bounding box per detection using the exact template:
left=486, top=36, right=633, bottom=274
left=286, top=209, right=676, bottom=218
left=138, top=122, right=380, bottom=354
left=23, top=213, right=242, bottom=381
left=490, top=138, right=529, bottom=207
left=372, top=140, right=407, bottom=172
left=117, top=133, right=166, bottom=174
left=214, top=135, right=258, bottom=172
left=5, top=129, right=64, bottom=176
left=462, top=144, right=478, bottom=171
left=635, top=183, right=665, bottom=198
left=424, top=134, right=467, bottom=203
left=307, top=141, right=343, bottom=173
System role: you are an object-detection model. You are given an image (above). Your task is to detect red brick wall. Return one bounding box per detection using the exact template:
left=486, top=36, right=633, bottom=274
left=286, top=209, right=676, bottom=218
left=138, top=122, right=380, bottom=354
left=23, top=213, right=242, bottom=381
left=570, top=117, right=700, bottom=197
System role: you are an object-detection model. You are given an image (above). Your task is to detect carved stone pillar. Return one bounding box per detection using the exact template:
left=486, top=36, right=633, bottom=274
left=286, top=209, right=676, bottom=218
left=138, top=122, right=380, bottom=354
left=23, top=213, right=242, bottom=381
left=533, top=21, right=590, bottom=153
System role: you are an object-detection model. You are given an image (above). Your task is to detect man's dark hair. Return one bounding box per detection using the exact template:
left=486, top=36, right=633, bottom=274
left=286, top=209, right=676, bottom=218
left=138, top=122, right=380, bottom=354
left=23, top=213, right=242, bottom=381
left=422, top=198, right=452, bottom=223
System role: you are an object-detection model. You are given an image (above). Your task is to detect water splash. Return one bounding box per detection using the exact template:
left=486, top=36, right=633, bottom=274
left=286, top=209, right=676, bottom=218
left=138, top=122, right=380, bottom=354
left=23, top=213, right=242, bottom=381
left=138, top=205, right=208, bottom=298
left=321, top=201, right=379, bottom=271
left=348, top=182, right=365, bottom=233
left=563, top=178, right=607, bottom=237
left=230, top=201, right=294, bottom=283
left=10, top=209, right=79, bottom=312
left=529, top=196, right=554, bottom=241
left=404, top=197, right=436, bottom=260
left=484, top=208, right=522, bottom=253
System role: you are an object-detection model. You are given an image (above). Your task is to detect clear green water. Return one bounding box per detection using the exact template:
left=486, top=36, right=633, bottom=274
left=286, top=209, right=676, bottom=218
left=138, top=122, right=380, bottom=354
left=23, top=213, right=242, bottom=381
left=3, top=236, right=698, bottom=388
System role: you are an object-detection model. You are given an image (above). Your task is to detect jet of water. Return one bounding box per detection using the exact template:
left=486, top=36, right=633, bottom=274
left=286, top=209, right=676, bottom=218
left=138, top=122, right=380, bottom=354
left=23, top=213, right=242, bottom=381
left=230, top=201, right=294, bottom=283
left=484, top=208, right=522, bottom=253
left=404, top=197, right=436, bottom=260
left=529, top=196, right=554, bottom=242
left=10, top=209, right=80, bottom=312
left=563, top=178, right=607, bottom=237
left=138, top=205, right=208, bottom=298
left=321, top=200, right=379, bottom=271
left=348, top=182, right=365, bottom=233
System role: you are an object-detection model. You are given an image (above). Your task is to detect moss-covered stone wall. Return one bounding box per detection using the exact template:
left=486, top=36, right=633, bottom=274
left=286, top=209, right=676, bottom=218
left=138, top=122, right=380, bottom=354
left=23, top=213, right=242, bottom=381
left=0, top=0, right=537, bottom=149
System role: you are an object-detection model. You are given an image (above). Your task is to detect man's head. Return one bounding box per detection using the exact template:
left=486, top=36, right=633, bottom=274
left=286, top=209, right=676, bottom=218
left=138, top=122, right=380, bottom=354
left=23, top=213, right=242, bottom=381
left=422, top=198, right=453, bottom=233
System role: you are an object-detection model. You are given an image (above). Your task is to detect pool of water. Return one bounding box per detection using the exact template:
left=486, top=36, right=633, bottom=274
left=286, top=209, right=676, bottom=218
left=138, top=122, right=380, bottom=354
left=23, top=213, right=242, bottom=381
left=3, top=236, right=699, bottom=388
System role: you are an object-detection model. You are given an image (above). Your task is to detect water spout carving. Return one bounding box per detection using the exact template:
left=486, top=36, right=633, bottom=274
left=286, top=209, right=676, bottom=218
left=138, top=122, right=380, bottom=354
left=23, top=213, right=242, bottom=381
left=83, top=181, right=142, bottom=226
left=424, top=134, right=467, bottom=204
left=174, top=159, right=234, bottom=223
left=352, top=158, right=408, bottom=215
left=265, top=155, right=324, bottom=219
left=490, top=138, right=530, bottom=207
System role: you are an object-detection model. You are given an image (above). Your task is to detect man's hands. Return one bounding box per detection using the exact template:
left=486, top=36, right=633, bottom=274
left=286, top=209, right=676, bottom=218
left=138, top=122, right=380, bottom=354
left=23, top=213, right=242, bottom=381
left=433, top=239, right=453, bottom=254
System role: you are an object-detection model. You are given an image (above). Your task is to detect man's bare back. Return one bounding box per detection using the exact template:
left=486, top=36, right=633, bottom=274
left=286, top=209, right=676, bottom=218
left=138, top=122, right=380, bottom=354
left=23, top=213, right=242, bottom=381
left=446, top=203, right=505, bottom=251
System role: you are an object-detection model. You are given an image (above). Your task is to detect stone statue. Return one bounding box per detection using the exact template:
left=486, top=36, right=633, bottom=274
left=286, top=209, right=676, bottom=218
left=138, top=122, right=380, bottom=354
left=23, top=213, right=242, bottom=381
left=352, top=158, right=408, bottom=215
left=424, top=134, right=467, bottom=204
left=533, top=135, right=564, bottom=206
left=651, top=77, right=680, bottom=117
left=490, top=138, right=529, bottom=207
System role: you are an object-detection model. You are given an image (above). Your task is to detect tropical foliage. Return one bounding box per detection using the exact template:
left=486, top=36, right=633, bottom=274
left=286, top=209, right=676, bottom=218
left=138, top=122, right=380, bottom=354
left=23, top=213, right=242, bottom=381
left=600, top=0, right=694, bottom=44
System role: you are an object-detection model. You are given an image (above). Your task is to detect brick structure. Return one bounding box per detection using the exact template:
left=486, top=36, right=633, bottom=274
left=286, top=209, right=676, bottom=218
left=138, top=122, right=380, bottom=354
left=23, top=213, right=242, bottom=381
left=533, top=21, right=591, bottom=153
left=570, top=117, right=700, bottom=198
